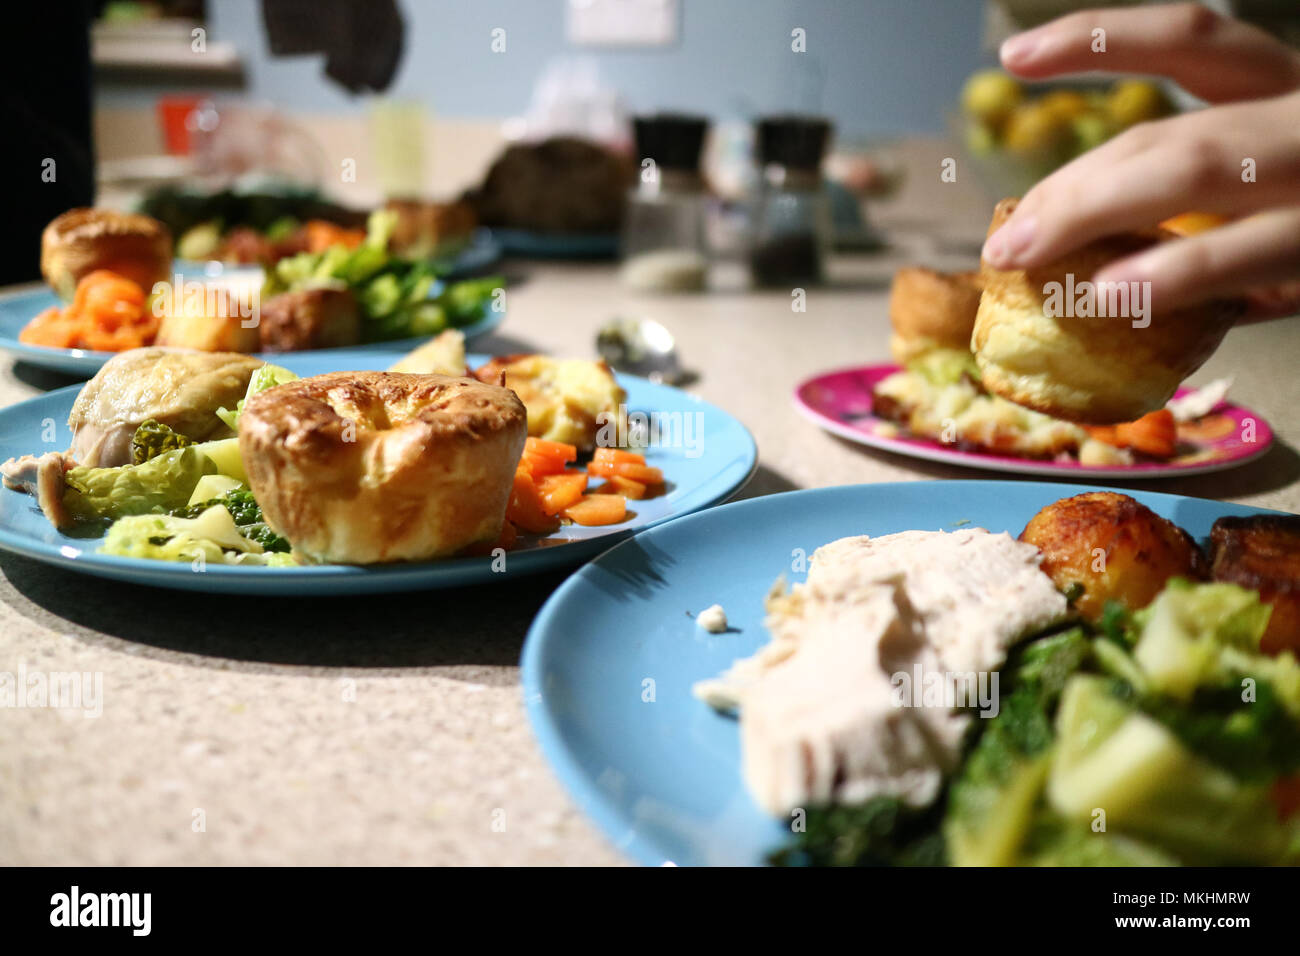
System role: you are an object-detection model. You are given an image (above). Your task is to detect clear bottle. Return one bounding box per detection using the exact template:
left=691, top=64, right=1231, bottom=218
left=620, top=114, right=711, bottom=293
left=748, top=116, right=834, bottom=287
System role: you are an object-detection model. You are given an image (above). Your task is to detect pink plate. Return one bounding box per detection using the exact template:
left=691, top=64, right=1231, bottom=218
left=794, top=364, right=1274, bottom=479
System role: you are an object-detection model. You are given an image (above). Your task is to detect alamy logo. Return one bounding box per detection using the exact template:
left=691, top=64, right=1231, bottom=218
left=50, top=886, right=151, bottom=936
left=1043, top=274, right=1151, bottom=328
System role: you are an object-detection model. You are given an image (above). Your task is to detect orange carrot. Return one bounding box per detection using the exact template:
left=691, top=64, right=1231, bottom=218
left=562, top=494, right=627, bottom=526
left=586, top=459, right=664, bottom=485
left=524, top=437, right=578, bottom=464
left=1085, top=409, right=1177, bottom=459
left=603, top=474, right=647, bottom=499
left=520, top=451, right=570, bottom=478
left=506, top=470, right=561, bottom=534
left=536, top=471, right=588, bottom=515
left=20, top=270, right=156, bottom=351
left=592, top=447, right=646, bottom=465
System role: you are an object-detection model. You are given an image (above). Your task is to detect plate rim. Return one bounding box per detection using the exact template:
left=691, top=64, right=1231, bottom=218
left=793, top=363, right=1274, bottom=480
left=0, top=364, right=758, bottom=595
left=521, top=479, right=1291, bottom=866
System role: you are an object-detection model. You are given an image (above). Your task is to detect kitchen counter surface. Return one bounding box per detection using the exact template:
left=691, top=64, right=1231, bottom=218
left=4, top=144, right=1299, bottom=865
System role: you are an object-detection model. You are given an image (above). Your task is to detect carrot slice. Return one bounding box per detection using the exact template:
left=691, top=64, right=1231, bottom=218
left=506, top=471, right=561, bottom=534
left=536, top=471, right=588, bottom=515
left=520, top=451, right=569, bottom=478
left=562, top=493, right=627, bottom=526
left=524, top=437, right=577, bottom=464
left=586, top=460, right=664, bottom=484
left=604, top=474, right=647, bottom=499
left=592, top=447, right=646, bottom=465
left=1085, top=409, right=1177, bottom=458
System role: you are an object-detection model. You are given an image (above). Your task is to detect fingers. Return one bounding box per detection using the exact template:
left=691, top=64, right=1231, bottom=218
left=1000, top=3, right=1300, bottom=103
left=1092, top=208, right=1300, bottom=315
left=982, top=93, right=1300, bottom=270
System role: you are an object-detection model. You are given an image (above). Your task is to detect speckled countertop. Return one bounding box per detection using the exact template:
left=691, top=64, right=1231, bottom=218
left=3, top=144, right=1299, bottom=865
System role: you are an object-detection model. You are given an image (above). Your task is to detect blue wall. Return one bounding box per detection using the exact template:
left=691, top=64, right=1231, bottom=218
left=109, top=0, right=988, bottom=137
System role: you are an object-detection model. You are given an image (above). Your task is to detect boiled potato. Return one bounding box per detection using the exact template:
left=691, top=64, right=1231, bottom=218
left=1020, top=492, right=1206, bottom=621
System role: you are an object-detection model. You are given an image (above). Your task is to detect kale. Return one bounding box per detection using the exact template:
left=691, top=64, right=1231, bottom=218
left=768, top=796, right=948, bottom=867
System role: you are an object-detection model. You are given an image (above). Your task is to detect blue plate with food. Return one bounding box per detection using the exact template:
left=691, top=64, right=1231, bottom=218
left=0, top=208, right=506, bottom=377
left=522, top=481, right=1300, bottom=866
left=0, top=343, right=756, bottom=594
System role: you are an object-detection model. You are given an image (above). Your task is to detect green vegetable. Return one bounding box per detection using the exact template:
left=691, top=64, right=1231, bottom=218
left=905, top=349, right=981, bottom=387
left=64, top=446, right=215, bottom=528
left=768, top=796, right=947, bottom=867
left=215, top=363, right=298, bottom=431
left=187, top=474, right=244, bottom=507
left=262, top=210, right=503, bottom=342
left=171, top=489, right=290, bottom=553
left=191, top=437, right=246, bottom=482
left=131, top=419, right=193, bottom=465
left=101, top=505, right=293, bottom=567
left=1138, top=678, right=1300, bottom=782
left=1046, top=674, right=1299, bottom=865
left=1019, top=815, right=1179, bottom=867
left=176, top=220, right=222, bottom=261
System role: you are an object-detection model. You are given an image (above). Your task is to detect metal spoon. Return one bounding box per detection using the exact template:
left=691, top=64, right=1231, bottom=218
left=595, top=317, right=686, bottom=385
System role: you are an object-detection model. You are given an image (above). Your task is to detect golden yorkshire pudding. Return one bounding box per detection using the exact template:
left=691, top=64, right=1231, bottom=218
left=972, top=198, right=1238, bottom=424
left=888, top=267, right=983, bottom=364
left=239, top=371, right=526, bottom=564
left=42, top=208, right=172, bottom=302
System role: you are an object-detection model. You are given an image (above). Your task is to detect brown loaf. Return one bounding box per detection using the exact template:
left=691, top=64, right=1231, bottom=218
left=41, top=208, right=172, bottom=301
left=238, top=371, right=526, bottom=564
left=888, top=267, right=983, bottom=363
left=972, top=198, right=1239, bottom=424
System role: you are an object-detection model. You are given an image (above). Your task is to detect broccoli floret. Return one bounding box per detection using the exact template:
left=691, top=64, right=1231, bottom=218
left=130, top=419, right=193, bottom=465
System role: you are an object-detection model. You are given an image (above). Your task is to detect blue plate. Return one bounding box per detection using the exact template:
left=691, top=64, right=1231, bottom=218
left=0, top=287, right=507, bottom=378
left=0, top=350, right=756, bottom=594
left=488, top=228, right=619, bottom=260
left=521, top=480, right=1288, bottom=866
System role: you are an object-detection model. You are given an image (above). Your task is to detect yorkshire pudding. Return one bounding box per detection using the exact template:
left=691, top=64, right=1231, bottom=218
left=239, top=371, right=526, bottom=564
left=42, top=208, right=172, bottom=301
left=973, top=198, right=1238, bottom=424
left=889, top=267, right=983, bottom=364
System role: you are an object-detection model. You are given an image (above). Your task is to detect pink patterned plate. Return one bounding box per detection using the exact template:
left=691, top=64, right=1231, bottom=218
left=794, top=364, right=1274, bottom=479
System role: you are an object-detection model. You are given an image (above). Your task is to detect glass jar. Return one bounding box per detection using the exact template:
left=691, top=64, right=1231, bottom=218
left=620, top=114, right=711, bottom=292
left=747, top=116, right=834, bottom=287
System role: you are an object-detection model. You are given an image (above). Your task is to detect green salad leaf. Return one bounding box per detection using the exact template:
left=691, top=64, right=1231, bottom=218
left=171, top=489, right=290, bottom=553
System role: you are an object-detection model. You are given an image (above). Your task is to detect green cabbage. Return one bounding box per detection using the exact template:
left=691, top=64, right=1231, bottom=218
left=64, top=446, right=215, bottom=527
left=131, top=419, right=194, bottom=465
left=100, top=505, right=294, bottom=567
left=215, top=363, right=299, bottom=431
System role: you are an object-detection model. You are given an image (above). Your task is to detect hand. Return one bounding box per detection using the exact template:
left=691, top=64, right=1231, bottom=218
left=981, top=4, right=1300, bottom=318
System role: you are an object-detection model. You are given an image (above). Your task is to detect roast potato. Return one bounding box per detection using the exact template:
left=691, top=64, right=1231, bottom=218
left=1020, top=492, right=1206, bottom=621
left=257, top=288, right=361, bottom=352
left=154, top=286, right=260, bottom=352
left=1210, top=515, right=1300, bottom=656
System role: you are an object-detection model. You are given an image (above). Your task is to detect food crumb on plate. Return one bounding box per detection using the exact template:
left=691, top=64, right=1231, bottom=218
left=696, top=604, right=728, bottom=633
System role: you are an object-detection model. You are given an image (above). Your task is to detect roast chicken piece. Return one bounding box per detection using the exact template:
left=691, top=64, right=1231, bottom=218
left=67, top=348, right=264, bottom=467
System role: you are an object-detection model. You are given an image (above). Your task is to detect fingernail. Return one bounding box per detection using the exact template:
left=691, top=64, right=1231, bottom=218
left=1000, top=34, right=1039, bottom=64
left=983, top=217, right=1037, bottom=267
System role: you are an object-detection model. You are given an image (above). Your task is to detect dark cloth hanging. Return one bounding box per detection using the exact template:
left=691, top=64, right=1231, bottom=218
left=261, top=0, right=405, bottom=94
